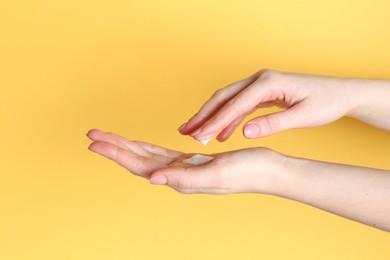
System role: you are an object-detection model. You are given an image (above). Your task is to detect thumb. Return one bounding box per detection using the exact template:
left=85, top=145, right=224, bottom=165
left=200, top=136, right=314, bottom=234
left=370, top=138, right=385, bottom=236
left=149, top=166, right=216, bottom=194
left=243, top=107, right=303, bottom=138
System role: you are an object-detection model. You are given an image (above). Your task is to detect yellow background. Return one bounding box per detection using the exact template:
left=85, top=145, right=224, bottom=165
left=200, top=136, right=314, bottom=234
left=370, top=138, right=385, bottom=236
left=1, top=0, right=390, bottom=259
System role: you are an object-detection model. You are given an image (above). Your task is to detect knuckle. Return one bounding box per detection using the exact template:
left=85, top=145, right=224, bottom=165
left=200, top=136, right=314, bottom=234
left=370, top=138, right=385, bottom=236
left=258, top=69, right=280, bottom=82
left=258, top=68, right=270, bottom=74
left=254, top=68, right=271, bottom=78
left=212, top=88, right=225, bottom=100
left=131, top=157, right=143, bottom=172
left=105, top=131, right=116, bottom=138
left=111, top=145, right=120, bottom=158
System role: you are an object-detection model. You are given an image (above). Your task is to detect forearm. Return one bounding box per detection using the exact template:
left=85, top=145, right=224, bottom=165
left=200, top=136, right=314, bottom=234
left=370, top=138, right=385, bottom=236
left=270, top=155, right=390, bottom=231
left=346, top=78, right=390, bottom=131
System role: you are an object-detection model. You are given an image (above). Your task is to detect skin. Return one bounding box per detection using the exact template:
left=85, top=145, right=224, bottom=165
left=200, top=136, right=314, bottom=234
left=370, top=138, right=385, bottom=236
left=87, top=69, right=390, bottom=232
left=178, top=69, right=390, bottom=141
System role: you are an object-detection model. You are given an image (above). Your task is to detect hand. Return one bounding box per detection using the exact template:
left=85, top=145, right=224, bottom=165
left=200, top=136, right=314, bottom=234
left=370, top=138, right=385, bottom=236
left=87, top=129, right=184, bottom=179
left=178, top=69, right=358, bottom=141
left=87, top=129, right=283, bottom=194
left=87, top=129, right=390, bottom=231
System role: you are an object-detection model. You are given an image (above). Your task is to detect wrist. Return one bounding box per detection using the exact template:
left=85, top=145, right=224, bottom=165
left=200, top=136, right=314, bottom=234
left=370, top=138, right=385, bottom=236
left=252, top=148, right=297, bottom=196
left=260, top=152, right=310, bottom=198
left=344, top=78, right=390, bottom=130
left=344, top=78, right=370, bottom=118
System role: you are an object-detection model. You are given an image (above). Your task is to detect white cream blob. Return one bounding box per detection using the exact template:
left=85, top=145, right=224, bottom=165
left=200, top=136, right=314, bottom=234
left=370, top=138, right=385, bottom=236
left=197, top=135, right=214, bottom=146
left=182, top=154, right=214, bottom=166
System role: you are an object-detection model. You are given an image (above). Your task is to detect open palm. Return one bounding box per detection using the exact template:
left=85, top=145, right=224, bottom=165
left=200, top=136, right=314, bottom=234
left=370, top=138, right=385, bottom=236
left=87, top=129, right=280, bottom=194
left=87, top=129, right=186, bottom=179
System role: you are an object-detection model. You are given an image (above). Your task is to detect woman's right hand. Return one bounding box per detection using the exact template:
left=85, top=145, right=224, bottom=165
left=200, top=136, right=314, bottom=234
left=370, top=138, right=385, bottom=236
left=178, top=69, right=360, bottom=142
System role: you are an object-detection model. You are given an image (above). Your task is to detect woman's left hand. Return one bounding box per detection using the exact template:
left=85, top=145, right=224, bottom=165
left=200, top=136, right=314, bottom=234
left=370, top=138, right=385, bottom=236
left=87, top=129, right=283, bottom=194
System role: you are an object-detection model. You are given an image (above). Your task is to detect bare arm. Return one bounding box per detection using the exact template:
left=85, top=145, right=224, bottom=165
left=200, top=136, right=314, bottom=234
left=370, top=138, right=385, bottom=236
left=87, top=129, right=390, bottom=232
left=274, top=155, right=390, bottom=231
left=346, top=78, right=390, bottom=131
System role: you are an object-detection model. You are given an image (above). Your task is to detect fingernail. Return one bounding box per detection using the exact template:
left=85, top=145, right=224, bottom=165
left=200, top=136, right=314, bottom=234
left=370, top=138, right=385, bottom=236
left=150, top=175, right=167, bottom=185
left=244, top=124, right=260, bottom=138
left=178, top=122, right=187, bottom=132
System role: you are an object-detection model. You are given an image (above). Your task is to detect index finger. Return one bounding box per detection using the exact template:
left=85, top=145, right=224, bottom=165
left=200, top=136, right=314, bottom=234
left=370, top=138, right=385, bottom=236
left=179, top=71, right=263, bottom=135
left=192, top=74, right=275, bottom=140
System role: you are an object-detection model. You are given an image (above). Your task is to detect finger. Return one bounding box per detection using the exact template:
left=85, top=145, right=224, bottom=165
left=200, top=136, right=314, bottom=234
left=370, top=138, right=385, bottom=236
left=243, top=105, right=304, bottom=138
left=179, top=71, right=263, bottom=135
left=86, top=129, right=128, bottom=148
left=216, top=113, right=247, bottom=142
left=87, top=129, right=150, bottom=156
left=87, top=129, right=174, bottom=164
left=192, top=74, right=276, bottom=140
left=217, top=107, right=257, bottom=142
left=149, top=166, right=229, bottom=194
left=88, top=141, right=166, bottom=178
left=134, top=141, right=183, bottom=159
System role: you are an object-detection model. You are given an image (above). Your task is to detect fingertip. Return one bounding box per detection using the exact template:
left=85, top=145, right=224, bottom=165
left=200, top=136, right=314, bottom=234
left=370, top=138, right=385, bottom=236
left=216, top=133, right=228, bottom=142
left=86, top=129, right=103, bottom=140
left=86, top=129, right=95, bottom=138
left=178, top=122, right=187, bottom=133
left=180, top=124, right=199, bottom=135
left=87, top=141, right=114, bottom=156
left=87, top=141, right=98, bottom=152
left=150, top=175, right=168, bottom=185
left=243, top=124, right=261, bottom=139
